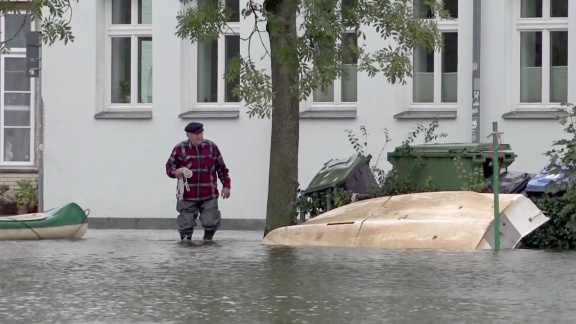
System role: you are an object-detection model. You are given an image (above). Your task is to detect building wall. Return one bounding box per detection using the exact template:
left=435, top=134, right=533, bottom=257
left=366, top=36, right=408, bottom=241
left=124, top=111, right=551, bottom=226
left=0, top=173, right=37, bottom=196
left=41, top=1, right=574, bottom=227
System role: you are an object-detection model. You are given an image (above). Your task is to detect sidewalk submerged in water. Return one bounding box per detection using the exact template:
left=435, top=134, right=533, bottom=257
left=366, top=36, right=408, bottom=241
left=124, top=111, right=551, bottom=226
left=84, top=228, right=265, bottom=242
left=87, top=217, right=266, bottom=231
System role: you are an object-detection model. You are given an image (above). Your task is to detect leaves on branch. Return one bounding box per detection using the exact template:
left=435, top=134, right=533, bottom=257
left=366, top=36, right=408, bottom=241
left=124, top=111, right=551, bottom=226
left=0, top=0, right=78, bottom=53
left=175, top=0, right=449, bottom=119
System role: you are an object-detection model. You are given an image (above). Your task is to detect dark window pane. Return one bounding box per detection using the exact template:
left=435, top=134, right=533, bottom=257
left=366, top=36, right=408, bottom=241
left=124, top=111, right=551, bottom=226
left=550, top=31, right=568, bottom=103
left=138, top=0, right=152, bottom=24
left=197, top=40, right=218, bottom=103
left=443, top=0, right=458, bottom=18
left=414, top=0, right=434, bottom=18
left=138, top=37, right=153, bottom=103
left=225, top=0, right=239, bottom=22
left=112, top=0, right=131, bottom=24
left=4, top=14, right=31, bottom=48
left=4, top=108, right=30, bottom=127
left=111, top=37, right=131, bottom=103
left=442, top=32, right=457, bottom=102
left=225, top=35, right=240, bottom=102
left=413, top=45, right=434, bottom=103
left=521, top=0, right=543, bottom=18
left=551, top=0, right=568, bottom=17
left=520, top=31, right=542, bottom=102
left=5, top=58, right=29, bottom=92
left=5, top=93, right=30, bottom=107
left=342, top=32, right=357, bottom=102
left=4, top=128, right=31, bottom=162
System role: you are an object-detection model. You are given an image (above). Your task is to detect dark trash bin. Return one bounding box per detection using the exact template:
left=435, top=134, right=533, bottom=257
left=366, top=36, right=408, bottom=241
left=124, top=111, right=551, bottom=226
left=303, top=153, right=378, bottom=197
left=483, top=171, right=533, bottom=194
left=297, top=153, right=378, bottom=221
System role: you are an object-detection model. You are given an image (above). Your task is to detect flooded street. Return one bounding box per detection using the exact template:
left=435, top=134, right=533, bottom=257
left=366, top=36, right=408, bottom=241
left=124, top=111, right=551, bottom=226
left=1, top=229, right=575, bottom=323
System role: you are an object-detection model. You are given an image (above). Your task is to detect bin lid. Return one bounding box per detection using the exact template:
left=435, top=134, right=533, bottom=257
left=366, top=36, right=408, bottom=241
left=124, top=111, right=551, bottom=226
left=391, top=142, right=512, bottom=155
left=304, top=153, right=368, bottom=194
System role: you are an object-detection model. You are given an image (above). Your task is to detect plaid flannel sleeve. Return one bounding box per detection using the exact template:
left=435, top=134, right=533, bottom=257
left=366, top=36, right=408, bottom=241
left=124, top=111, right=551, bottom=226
left=165, top=145, right=180, bottom=178
left=214, top=144, right=231, bottom=188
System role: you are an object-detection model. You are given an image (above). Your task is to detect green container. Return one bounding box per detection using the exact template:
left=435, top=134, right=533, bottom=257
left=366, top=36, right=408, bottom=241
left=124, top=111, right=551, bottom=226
left=386, top=143, right=517, bottom=191
left=304, top=153, right=378, bottom=196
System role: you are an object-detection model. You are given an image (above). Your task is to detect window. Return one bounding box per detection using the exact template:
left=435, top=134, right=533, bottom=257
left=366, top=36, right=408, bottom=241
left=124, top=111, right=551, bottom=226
left=515, top=0, right=568, bottom=107
left=105, top=0, right=153, bottom=109
left=411, top=0, right=458, bottom=107
left=194, top=0, right=240, bottom=105
left=311, top=0, right=358, bottom=106
left=0, top=13, right=35, bottom=167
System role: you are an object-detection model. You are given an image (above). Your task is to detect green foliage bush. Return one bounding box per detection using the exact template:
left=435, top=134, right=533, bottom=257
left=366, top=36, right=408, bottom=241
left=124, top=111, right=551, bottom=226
left=521, top=103, right=576, bottom=249
left=522, top=195, right=576, bottom=249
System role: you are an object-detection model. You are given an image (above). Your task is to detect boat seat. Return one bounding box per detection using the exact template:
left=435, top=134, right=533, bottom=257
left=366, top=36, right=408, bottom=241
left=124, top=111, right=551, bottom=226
left=0, top=213, right=47, bottom=222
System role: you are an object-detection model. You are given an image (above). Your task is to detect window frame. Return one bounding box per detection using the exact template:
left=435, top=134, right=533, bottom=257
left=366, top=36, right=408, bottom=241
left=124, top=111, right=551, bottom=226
left=0, top=12, right=36, bottom=168
left=308, top=31, right=359, bottom=108
left=104, top=0, right=153, bottom=111
left=189, top=0, right=241, bottom=110
left=300, top=0, right=358, bottom=118
left=512, top=0, right=569, bottom=110
left=407, top=0, right=459, bottom=110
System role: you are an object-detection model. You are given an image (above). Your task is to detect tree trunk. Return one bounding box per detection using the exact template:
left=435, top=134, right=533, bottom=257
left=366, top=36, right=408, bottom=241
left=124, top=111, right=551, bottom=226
left=264, top=0, right=300, bottom=237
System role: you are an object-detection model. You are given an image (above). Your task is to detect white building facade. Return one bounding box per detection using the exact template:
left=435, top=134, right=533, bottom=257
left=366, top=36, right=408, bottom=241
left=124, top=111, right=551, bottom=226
left=41, top=0, right=574, bottom=229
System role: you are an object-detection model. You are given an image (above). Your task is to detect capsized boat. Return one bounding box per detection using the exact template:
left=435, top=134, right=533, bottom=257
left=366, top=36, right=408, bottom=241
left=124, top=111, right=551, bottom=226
left=0, top=202, right=89, bottom=240
left=263, top=191, right=550, bottom=250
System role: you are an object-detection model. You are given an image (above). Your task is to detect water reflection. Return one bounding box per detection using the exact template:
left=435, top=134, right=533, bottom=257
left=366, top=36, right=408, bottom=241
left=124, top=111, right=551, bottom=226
left=0, top=229, right=575, bottom=323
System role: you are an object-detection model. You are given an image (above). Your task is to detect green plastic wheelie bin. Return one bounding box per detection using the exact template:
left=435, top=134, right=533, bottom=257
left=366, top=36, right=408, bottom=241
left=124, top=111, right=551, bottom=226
left=386, top=143, right=517, bottom=191
left=303, top=153, right=378, bottom=196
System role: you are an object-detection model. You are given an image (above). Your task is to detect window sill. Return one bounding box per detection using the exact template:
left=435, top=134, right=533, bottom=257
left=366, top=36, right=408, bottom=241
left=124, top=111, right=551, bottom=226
left=94, top=110, right=153, bottom=120
left=299, top=105, right=357, bottom=119
left=501, top=109, right=568, bottom=119
left=179, top=107, right=240, bottom=119
left=0, top=167, right=38, bottom=174
left=394, top=109, right=457, bottom=120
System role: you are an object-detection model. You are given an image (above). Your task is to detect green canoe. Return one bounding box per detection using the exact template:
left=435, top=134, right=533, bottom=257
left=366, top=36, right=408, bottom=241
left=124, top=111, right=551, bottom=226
left=0, top=202, right=89, bottom=240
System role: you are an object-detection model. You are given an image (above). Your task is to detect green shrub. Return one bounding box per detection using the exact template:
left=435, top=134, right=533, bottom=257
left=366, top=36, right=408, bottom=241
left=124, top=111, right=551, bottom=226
left=523, top=195, right=576, bottom=249
left=522, top=102, right=576, bottom=249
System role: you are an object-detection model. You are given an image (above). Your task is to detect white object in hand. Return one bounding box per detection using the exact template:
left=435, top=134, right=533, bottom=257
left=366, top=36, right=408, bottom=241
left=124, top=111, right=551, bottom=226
left=176, top=167, right=193, bottom=201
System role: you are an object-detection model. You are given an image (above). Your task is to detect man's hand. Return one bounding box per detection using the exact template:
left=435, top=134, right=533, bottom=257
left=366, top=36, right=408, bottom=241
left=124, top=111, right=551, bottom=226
left=221, top=187, right=230, bottom=199
left=174, top=168, right=184, bottom=178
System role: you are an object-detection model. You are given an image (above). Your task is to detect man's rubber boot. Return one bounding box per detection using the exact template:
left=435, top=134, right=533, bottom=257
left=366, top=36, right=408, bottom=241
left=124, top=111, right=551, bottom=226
left=180, top=232, right=192, bottom=242
left=203, top=230, right=215, bottom=241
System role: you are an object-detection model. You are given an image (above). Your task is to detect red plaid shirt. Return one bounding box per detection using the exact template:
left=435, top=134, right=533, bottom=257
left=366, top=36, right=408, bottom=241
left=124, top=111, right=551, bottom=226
left=165, top=139, right=231, bottom=201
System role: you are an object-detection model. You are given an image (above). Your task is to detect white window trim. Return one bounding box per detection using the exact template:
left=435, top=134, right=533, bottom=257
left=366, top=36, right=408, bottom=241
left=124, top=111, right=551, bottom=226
left=0, top=13, right=36, bottom=167
left=512, top=0, right=568, bottom=110
left=103, top=0, right=153, bottom=112
left=306, top=31, right=359, bottom=109
left=178, top=0, right=241, bottom=119
left=406, top=2, right=459, bottom=110
left=190, top=23, right=241, bottom=110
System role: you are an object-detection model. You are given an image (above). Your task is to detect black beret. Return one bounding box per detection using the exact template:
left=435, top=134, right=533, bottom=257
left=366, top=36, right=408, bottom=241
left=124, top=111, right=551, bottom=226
left=185, top=122, right=204, bottom=134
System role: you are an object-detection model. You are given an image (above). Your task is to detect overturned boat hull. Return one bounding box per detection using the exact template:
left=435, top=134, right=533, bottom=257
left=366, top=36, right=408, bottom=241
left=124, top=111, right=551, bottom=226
left=0, top=203, right=89, bottom=240
left=263, top=191, right=549, bottom=250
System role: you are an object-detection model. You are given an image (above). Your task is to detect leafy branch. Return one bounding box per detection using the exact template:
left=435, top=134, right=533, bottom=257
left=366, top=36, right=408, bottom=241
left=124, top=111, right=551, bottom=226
left=0, top=0, right=78, bottom=53
left=175, top=0, right=448, bottom=119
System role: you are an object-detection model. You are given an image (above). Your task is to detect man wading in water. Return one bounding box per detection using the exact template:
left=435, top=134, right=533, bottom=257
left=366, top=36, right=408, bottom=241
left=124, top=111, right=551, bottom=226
left=165, top=122, right=231, bottom=241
